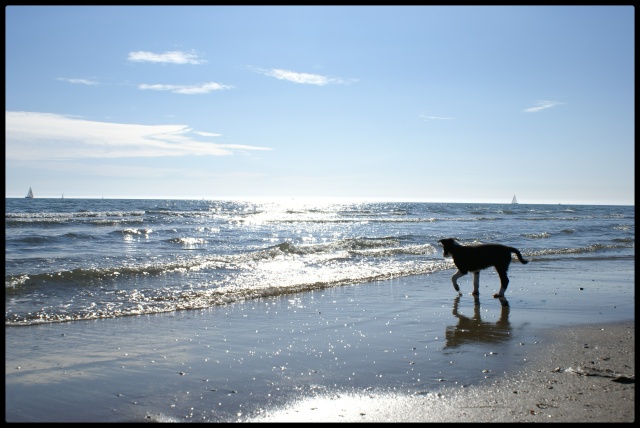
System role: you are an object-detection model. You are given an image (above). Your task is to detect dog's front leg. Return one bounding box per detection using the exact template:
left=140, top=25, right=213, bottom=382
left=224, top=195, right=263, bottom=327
left=472, top=271, right=480, bottom=295
left=451, top=270, right=465, bottom=294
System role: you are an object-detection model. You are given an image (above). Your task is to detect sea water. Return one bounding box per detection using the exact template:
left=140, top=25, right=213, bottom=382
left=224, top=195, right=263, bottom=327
left=5, top=198, right=635, bottom=422
left=5, top=199, right=634, bottom=326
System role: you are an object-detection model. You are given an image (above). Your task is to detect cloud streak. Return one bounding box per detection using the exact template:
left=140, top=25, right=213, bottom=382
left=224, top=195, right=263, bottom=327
left=57, top=77, right=100, bottom=85
left=419, top=114, right=454, bottom=120
left=5, top=111, right=272, bottom=161
left=128, top=50, right=207, bottom=65
left=138, top=82, right=233, bottom=94
left=524, top=100, right=564, bottom=113
left=252, top=67, right=355, bottom=85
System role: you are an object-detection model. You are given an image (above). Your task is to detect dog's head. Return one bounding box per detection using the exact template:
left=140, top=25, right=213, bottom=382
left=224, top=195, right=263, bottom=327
left=438, top=238, right=460, bottom=258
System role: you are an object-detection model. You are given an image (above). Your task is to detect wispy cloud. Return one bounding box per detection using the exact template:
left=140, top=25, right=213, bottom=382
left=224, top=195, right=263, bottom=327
left=128, top=50, right=207, bottom=65
left=252, top=67, right=356, bottom=85
left=194, top=131, right=223, bottom=137
left=419, top=114, right=454, bottom=120
left=524, top=100, right=564, bottom=113
left=5, top=111, right=272, bottom=161
left=57, top=77, right=100, bottom=85
left=138, top=82, right=233, bottom=94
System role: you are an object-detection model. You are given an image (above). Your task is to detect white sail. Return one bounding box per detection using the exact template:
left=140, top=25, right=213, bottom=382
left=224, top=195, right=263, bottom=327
left=25, top=187, right=34, bottom=198
left=511, top=194, right=518, bottom=204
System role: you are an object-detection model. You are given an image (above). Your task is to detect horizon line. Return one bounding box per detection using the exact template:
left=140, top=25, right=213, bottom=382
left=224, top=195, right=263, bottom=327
left=4, top=195, right=634, bottom=206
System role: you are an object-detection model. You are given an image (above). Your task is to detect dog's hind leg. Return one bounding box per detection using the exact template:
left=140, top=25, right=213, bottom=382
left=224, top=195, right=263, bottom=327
left=492, top=269, right=510, bottom=298
left=472, top=271, right=480, bottom=295
left=451, top=270, right=465, bottom=294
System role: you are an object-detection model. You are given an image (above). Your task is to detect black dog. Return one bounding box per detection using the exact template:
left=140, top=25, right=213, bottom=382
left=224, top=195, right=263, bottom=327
left=438, top=238, right=528, bottom=298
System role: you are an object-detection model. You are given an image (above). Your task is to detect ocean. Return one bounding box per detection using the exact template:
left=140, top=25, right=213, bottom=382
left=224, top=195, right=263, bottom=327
left=5, top=199, right=634, bottom=327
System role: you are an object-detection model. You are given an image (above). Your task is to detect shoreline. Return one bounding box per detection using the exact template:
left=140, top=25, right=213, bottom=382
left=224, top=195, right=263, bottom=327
left=5, top=259, right=635, bottom=422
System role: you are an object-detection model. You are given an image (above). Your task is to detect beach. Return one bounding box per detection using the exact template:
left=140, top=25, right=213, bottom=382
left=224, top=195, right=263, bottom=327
left=5, top=258, right=634, bottom=422
left=251, top=322, right=635, bottom=422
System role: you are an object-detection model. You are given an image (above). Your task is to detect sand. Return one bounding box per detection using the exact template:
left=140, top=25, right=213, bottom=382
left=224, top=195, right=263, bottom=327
left=249, top=322, right=635, bottom=422
left=5, top=259, right=635, bottom=422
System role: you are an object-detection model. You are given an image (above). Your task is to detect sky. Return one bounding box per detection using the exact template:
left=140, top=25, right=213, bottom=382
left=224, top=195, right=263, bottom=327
left=5, top=6, right=635, bottom=205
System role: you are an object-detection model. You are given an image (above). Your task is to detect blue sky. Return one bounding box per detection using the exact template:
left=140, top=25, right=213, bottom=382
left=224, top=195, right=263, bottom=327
left=5, top=6, right=634, bottom=205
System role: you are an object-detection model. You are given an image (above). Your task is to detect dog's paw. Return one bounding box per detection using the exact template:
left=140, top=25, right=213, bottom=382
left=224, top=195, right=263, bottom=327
left=492, top=293, right=504, bottom=298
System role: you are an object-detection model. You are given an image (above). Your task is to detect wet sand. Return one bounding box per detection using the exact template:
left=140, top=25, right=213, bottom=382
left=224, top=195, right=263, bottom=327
left=5, top=258, right=635, bottom=422
left=250, top=322, right=635, bottom=422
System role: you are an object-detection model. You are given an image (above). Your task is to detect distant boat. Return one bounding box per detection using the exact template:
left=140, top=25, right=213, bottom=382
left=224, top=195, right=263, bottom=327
left=511, top=194, right=518, bottom=204
left=62, top=193, right=64, bottom=199
left=25, top=187, right=34, bottom=198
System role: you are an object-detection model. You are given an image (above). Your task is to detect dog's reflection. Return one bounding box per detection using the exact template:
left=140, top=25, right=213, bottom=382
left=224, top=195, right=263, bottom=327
left=444, top=295, right=511, bottom=349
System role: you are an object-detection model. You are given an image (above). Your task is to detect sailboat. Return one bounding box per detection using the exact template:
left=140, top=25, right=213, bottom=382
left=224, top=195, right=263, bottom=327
left=25, top=187, right=34, bottom=198
left=511, top=194, right=518, bottom=204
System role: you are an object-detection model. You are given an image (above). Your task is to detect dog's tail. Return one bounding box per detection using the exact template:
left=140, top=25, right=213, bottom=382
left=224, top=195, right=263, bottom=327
left=509, top=247, right=529, bottom=264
